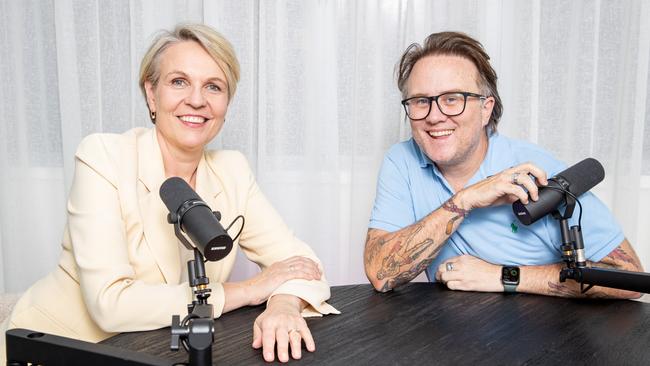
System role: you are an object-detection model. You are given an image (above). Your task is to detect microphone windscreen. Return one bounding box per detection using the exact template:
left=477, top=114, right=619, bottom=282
left=512, top=157, right=605, bottom=225
left=160, top=177, right=201, bottom=214
left=555, top=158, right=605, bottom=197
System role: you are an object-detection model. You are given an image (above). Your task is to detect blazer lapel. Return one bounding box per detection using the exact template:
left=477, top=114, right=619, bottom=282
left=195, top=152, right=223, bottom=206
left=195, top=152, right=229, bottom=280
left=137, top=128, right=181, bottom=284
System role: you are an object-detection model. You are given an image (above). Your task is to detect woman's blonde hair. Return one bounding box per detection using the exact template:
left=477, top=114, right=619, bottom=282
left=139, top=23, right=240, bottom=116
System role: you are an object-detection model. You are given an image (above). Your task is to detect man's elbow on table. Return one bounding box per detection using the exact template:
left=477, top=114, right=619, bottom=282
left=365, top=270, right=392, bottom=293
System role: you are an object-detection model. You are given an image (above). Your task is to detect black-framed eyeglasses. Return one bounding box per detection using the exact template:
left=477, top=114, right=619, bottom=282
left=401, top=92, right=486, bottom=120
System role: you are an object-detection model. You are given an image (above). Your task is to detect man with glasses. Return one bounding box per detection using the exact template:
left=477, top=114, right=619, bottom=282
left=364, top=31, right=643, bottom=298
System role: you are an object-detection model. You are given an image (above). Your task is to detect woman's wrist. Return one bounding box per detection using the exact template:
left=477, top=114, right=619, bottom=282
left=242, top=278, right=263, bottom=306
left=223, top=280, right=257, bottom=311
left=268, top=294, right=306, bottom=311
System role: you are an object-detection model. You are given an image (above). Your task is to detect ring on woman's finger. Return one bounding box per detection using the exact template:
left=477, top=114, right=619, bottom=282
left=511, top=172, right=520, bottom=185
left=446, top=262, right=454, bottom=271
left=288, top=328, right=300, bottom=335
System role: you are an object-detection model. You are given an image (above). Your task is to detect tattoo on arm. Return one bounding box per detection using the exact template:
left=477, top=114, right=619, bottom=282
left=379, top=258, right=436, bottom=292
left=375, top=224, right=423, bottom=280
left=546, top=242, right=641, bottom=298
left=376, top=237, right=433, bottom=280
left=441, top=198, right=469, bottom=235
left=600, top=246, right=636, bottom=267
left=548, top=281, right=609, bottom=298
left=547, top=281, right=574, bottom=297
left=367, top=224, right=440, bottom=292
left=367, top=196, right=469, bottom=292
left=365, top=231, right=383, bottom=264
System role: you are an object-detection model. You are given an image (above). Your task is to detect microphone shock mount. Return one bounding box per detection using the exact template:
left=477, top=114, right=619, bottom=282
left=170, top=248, right=215, bottom=366
left=554, top=187, right=650, bottom=294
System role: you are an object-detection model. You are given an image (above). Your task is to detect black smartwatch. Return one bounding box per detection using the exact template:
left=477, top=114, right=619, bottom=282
left=501, top=266, right=520, bottom=293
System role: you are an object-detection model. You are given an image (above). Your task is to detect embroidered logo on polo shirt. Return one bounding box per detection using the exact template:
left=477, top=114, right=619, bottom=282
left=510, top=221, right=519, bottom=233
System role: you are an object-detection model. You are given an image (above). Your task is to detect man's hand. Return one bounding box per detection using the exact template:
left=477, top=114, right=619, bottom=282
left=457, top=162, right=548, bottom=210
left=252, top=294, right=315, bottom=363
left=435, top=255, right=504, bottom=292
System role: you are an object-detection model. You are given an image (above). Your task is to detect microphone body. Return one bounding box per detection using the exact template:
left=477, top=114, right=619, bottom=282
left=513, top=158, right=605, bottom=225
left=160, top=177, right=233, bottom=261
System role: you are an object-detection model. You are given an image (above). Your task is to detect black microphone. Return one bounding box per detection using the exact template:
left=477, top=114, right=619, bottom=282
left=159, top=177, right=233, bottom=261
left=513, top=158, right=605, bottom=225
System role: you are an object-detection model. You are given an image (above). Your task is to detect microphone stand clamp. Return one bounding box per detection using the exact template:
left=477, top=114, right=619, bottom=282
left=169, top=248, right=215, bottom=366
left=168, top=209, right=222, bottom=366
left=551, top=189, right=595, bottom=293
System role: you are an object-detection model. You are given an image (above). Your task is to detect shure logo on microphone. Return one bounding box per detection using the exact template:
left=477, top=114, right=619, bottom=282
left=517, top=212, right=526, bottom=216
left=211, top=246, right=228, bottom=251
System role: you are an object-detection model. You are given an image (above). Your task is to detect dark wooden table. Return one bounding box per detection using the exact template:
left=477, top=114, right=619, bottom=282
left=103, top=283, right=650, bottom=365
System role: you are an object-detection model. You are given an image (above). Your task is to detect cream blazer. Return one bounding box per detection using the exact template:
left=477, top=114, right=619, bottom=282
left=2, top=127, right=337, bottom=353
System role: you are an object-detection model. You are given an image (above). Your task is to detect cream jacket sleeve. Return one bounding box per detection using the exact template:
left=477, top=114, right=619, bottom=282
left=212, top=151, right=338, bottom=316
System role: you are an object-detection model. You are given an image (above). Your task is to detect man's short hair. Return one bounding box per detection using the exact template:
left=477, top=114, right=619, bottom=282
left=396, top=31, right=503, bottom=134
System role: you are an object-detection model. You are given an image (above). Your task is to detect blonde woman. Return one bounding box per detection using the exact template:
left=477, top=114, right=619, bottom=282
left=2, top=23, right=337, bottom=364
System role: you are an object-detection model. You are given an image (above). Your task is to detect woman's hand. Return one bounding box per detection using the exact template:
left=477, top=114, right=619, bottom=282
left=246, top=256, right=322, bottom=306
left=252, top=294, right=314, bottom=363
left=223, top=256, right=321, bottom=315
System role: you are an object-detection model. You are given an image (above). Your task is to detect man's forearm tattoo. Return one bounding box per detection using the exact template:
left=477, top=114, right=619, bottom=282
left=365, top=231, right=384, bottom=264
left=548, top=281, right=609, bottom=298
left=548, top=248, right=634, bottom=298
left=603, top=247, right=636, bottom=266
left=376, top=224, right=423, bottom=279
left=372, top=224, right=439, bottom=291
left=379, top=258, right=435, bottom=292
left=441, top=198, right=469, bottom=235
left=547, top=281, right=575, bottom=297
left=368, top=198, right=468, bottom=292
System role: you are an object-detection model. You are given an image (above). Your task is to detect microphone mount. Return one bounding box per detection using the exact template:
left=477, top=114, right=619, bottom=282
left=170, top=248, right=215, bottom=366
left=167, top=198, right=222, bottom=252
left=159, top=178, right=245, bottom=365
left=553, top=186, right=650, bottom=294
left=167, top=206, right=225, bottom=366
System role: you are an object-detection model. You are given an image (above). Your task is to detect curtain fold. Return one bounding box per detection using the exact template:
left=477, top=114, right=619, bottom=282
left=1, top=0, right=649, bottom=292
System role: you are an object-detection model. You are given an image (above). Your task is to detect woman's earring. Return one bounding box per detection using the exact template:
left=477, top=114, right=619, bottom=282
left=150, top=110, right=156, bottom=121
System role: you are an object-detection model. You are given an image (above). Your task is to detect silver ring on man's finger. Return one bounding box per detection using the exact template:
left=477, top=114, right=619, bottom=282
left=446, top=262, right=454, bottom=271
left=511, top=172, right=520, bottom=185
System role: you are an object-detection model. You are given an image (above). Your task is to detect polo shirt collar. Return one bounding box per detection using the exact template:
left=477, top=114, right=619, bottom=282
left=412, top=133, right=500, bottom=189
left=412, top=138, right=434, bottom=168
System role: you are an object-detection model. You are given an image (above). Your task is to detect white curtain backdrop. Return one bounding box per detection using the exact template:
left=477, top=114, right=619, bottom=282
left=1, top=0, right=649, bottom=293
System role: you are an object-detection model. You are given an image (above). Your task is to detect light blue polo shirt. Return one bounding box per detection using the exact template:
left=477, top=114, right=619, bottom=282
left=368, top=133, right=624, bottom=281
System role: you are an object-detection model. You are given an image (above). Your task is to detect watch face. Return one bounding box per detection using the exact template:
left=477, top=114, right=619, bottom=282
left=502, top=266, right=520, bottom=284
